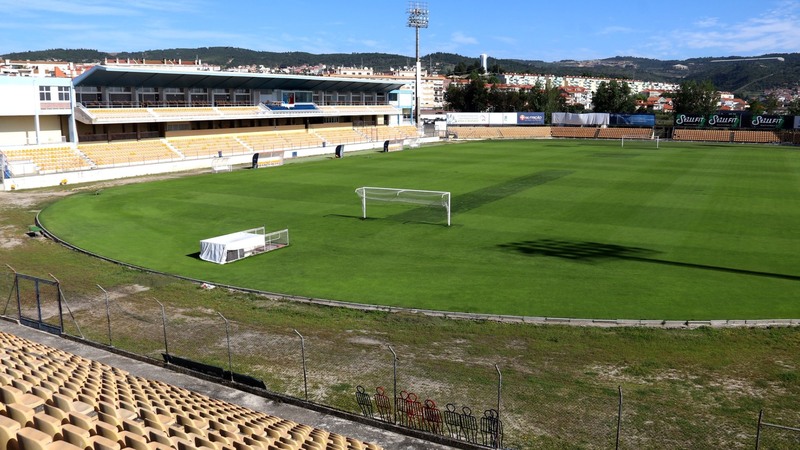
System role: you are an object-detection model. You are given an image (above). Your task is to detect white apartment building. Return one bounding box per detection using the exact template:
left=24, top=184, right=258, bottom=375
left=499, top=73, right=679, bottom=109
left=334, top=66, right=374, bottom=76
left=324, top=68, right=446, bottom=110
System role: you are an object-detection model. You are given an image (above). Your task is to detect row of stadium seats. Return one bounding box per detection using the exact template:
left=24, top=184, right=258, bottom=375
left=732, top=130, right=782, bottom=143
left=672, top=129, right=731, bottom=142
left=1, top=146, right=92, bottom=174
left=674, top=129, right=798, bottom=144
left=364, top=125, right=419, bottom=142
left=498, top=127, right=551, bottom=139
left=84, top=107, right=270, bottom=122
left=310, top=128, right=370, bottom=146
left=167, top=136, right=250, bottom=159
left=84, top=105, right=406, bottom=123
left=549, top=127, right=600, bottom=139
left=3, top=125, right=410, bottom=174
left=597, top=128, right=653, bottom=139
left=78, top=141, right=180, bottom=166
left=0, top=330, right=383, bottom=450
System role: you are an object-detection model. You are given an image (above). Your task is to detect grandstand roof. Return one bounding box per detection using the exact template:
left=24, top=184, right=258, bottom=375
left=73, top=65, right=406, bottom=93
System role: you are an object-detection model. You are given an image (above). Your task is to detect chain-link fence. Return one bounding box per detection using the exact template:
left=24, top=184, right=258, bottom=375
left=755, top=410, right=800, bottom=450
left=0, top=268, right=15, bottom=318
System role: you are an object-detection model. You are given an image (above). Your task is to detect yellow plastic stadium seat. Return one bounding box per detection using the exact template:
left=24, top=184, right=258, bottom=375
left=0, top=414, right=21, bottom=450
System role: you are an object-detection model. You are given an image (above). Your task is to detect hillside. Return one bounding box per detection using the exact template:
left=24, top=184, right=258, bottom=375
left=3, top=47, right=798, bottom=97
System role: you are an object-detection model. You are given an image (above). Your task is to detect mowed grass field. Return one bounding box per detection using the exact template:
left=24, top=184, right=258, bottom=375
left=39, top=139, right=800, bottom=320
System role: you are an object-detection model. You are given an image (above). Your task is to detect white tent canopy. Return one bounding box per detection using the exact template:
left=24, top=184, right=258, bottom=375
left=551, top=112, right=610, bottom=126
left=200, top=228, right=265, bottom=264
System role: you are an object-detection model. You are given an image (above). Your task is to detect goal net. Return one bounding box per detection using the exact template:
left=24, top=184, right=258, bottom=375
left=621, top=134, right=659, bottom=148
left=355, top=187, right=451, bottom=226
left=383, top=139, right=404, bottom=152
left=211, top=156, right=232, bottom=173
left=200, top=226, right=289, bottom=264
left=254, top=151, right=285, bottom=168
left=264, top=228, right=290, bottom=251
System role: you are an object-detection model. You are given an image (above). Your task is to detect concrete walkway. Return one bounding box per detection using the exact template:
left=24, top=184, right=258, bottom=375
left=0, top=319, right=461, bottom=450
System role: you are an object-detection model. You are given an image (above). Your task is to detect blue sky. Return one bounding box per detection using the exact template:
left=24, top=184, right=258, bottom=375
left=2, top=0, right=800, bottom=62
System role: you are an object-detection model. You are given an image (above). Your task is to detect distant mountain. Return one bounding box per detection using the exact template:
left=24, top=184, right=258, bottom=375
left=3, top=47, right=798, bottom=98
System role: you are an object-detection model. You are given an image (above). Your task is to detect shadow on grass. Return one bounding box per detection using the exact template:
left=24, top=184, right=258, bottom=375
left=500, top=238, right=800, bottom=281
left=383, top=170, right=574, bottom=225
left=499, top=239, right=657, bottom=261
left=591, top=152, right=641, bottom=158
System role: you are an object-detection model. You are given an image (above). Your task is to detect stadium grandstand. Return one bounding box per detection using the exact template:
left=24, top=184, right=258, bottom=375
left=0, top=66, right=425, bottom=190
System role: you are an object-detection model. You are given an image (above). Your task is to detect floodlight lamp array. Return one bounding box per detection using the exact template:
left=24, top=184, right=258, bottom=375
left=407, top=1, right=429, bottom=28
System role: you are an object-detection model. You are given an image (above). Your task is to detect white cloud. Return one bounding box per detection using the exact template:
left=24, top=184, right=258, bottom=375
left=0, top=0, right=206, bottom=16
left=451, top=31, right=478, bottom=45
left=492, top=36, right=518, bottom=46
left=598, top=26, right=636, bottom=35
left=681, top=13, right=800, bottom=54
left=693, top=17, right=719, bottom=28
left=635, top=3, right=800, bottom=59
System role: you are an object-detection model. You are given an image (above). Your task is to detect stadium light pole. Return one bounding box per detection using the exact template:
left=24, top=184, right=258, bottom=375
left=407, top=2, right=429, bottom=129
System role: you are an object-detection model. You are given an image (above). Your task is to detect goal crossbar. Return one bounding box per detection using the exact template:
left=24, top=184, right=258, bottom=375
left=355, top=186, right=451, bottom=226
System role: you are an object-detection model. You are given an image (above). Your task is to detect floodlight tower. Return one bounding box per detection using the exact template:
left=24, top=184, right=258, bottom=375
left=407, top=2, right=428, bottom=129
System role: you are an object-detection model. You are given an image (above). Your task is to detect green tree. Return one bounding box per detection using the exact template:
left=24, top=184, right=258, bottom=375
left=489, top=63, right=505, bottom=74
left=673, top=80, right=720, bottom=115
left=788, top=98, right=800, bottom=115
left=591, top=80, right=636, bottom=113
left=763, top=93, right=781, bottom=114
left=444, top=83, right=466, bottom=111
left=748, top=99, right=765, bottom=116
left=463, top=73, right=489, bottom=111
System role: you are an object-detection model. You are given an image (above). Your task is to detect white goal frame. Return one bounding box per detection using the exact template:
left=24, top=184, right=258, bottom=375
left=355, top=186, right=451, bottom=226
left=621, top=134, right=659, bottom=148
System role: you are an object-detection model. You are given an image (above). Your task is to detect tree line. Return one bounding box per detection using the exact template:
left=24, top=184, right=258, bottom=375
left=444, top=73, right=578, bottom=118
left=445, top=76, right=800, bottom=116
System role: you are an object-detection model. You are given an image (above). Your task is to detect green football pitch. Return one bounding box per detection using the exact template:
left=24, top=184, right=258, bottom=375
left=39, top=139, right=800, bottom=320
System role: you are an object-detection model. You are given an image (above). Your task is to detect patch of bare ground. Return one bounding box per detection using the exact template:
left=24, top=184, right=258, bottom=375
left=0, top=225, right=26, bottom=249
left=345, top=329, right=389, bottom=347
left=0, top=171, right=198, bottom=210
left=587, top=364, right=784, bottom=398
left=0, top=190, right=71, bottom=210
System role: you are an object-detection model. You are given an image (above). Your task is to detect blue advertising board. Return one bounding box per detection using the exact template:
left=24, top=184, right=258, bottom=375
left=611, top=114, right=655, bottom=127
left=516, top=112, right=545, bottom=125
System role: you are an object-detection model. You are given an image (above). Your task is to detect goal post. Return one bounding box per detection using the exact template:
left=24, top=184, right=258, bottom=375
left=355, top=186, right=451, bottom=226
left=621, top=134, right=659, bottom=148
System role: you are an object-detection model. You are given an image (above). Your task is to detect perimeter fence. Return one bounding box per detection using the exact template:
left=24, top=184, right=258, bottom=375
left=2, top=268, right=800, bottom=449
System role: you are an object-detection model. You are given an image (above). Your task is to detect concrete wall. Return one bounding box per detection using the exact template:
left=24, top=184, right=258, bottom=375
left=1, top=137, right=425, bottom=191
